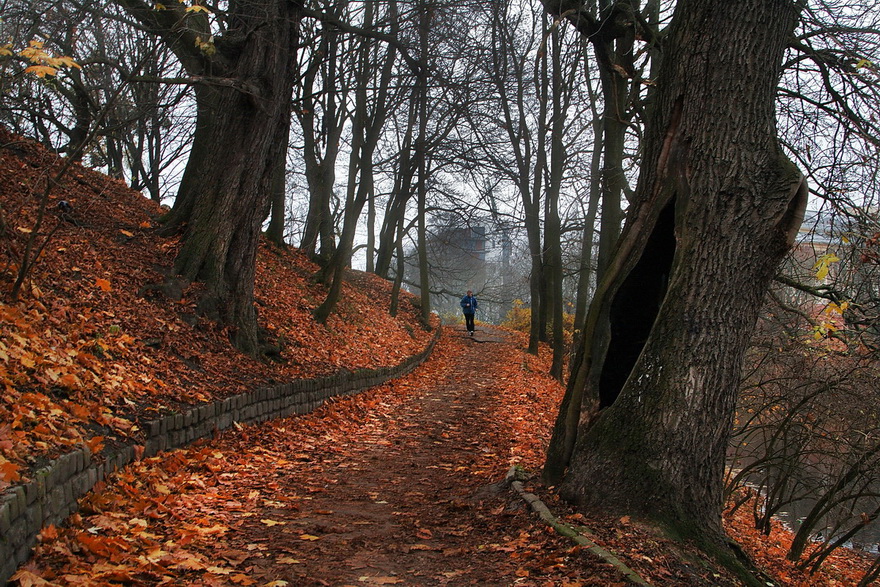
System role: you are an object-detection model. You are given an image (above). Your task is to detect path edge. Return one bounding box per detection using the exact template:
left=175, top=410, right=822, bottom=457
left=0, top=325, right=442, bottom=585
left=505, top=466, right=653, bottom=586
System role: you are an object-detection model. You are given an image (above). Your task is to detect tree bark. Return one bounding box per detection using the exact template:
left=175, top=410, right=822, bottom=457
left=265, top=119, right=291, bottom=247
left=415, top=0, right=432, bottom=323
left=314, top=0, right=396, bottom=322
left=544, top=0, right=807, bottom=555
left=374, top=98, right=416, bottom=279
left=545, top=24, right=568, bottom=381
left=137, top=0, right=303, bottom=354
left=297, top=15, right=345, bottom=263
left=573, top=73, right=603, bottom=334
left=593, top=9, right=635, bottom=284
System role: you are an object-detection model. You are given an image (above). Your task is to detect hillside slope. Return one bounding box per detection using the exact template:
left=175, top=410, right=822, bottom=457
left=0, top=126, right=435, bottom=489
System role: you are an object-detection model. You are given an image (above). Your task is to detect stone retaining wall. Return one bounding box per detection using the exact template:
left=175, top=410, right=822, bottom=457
left=0, top=326, right=440, bottom=585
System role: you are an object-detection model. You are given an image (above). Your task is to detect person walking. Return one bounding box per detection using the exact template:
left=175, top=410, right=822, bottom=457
left=460, top=290, right=478, bottom=336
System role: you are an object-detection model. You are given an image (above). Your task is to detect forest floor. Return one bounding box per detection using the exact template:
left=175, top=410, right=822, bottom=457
left=2, top=128, right=876, bottom=586
left=15, top=325, right=745, bottom=586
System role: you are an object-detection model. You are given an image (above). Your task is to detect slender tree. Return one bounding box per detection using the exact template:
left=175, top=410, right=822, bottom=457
left=314, top=0, right=399, bottom=322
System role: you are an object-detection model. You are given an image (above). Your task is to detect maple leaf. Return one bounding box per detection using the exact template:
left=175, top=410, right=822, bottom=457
left=38, top=525, right=59, bottom=541
left=47, top=55, right=81, bottom=70
left=24, top=65, right=58, bottom=77
left=85, top=436, right=105, bottom=453
left=0, top=457, right=22, bottom=483
left=170, top=554, right=207, bottom=570
left=76, top=532, right=124, bottom=558
left=812, top=253, right=840, bottom=280
left=9, top=569, right=52, bottom=586
left=95, top=278, right=112, bottom=292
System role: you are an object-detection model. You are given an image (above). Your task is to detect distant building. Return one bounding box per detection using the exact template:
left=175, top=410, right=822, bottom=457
left=456, top=226, right=487, bottom=262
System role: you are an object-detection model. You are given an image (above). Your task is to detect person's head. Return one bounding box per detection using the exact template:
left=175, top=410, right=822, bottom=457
left=467, top=290, right=472, bottom=296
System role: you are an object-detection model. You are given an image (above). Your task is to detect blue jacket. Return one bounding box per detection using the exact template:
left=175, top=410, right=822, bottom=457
left=460, top=295, right=478, bottom=315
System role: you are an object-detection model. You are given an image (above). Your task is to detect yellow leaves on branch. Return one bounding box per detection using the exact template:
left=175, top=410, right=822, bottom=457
left=811, top=300, right=850, bottom=341
left=194, top=35, right=216, bottom=56
left=154, top=0, right=212, bottom=13
left=15, top=40, right=81, bottom=78
left=812, top=253, right=840, bottom=281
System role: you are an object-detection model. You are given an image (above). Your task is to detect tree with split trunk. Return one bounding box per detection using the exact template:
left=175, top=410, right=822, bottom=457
left=114, top=0, right=304, bottom=355
left=313, top=0, right=400, bottom=323
left=542, top=0, right=809, bottom=573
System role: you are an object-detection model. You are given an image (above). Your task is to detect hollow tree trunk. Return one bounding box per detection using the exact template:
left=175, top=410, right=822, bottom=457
left=544, top=0, right=807, bottom=551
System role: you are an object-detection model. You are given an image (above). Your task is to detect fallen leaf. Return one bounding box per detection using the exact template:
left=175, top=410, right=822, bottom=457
left=359, top=577, right=403, bottom=585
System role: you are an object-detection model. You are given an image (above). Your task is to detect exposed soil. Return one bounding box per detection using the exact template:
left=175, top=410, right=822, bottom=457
left=19, top=326, right=746, bottom=586
left=221, top=326, right=629, bottom=586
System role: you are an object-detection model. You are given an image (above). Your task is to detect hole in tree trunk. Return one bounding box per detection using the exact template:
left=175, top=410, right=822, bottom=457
left=598, top=198, right=677, bottom=408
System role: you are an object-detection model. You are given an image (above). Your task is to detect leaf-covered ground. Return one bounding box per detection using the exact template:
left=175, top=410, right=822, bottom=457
left=2, top=128, right=877, bottom=585
left=15, top=326, right=738, bottom=586
left=1, top=126, right=434, bottom=487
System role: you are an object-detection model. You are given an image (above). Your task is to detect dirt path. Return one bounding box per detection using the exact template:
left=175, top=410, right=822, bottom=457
left=207, top=326, right=624, bottom=585
left=22, top=327, right=628, bottom=585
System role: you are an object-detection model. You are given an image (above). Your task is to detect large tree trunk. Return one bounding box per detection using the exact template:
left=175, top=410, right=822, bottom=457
left=161, top=0, right=302, bottom=354
left=544, top=0, right=807, bottom=553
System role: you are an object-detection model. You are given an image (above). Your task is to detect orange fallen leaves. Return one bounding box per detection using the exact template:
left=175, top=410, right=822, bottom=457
left=0, top=126, right=436, bottom=488
left=724, top=499, right=876, bottom=587
left=0, top=456, right=21, bottom=486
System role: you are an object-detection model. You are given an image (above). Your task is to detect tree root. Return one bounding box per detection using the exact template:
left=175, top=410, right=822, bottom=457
left=505, top=466, right=652, bottom=586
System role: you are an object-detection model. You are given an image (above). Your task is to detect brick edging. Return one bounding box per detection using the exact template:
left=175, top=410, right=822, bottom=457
left=0, top=325, right=441, bottom=585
